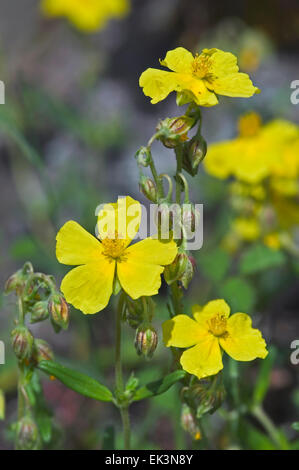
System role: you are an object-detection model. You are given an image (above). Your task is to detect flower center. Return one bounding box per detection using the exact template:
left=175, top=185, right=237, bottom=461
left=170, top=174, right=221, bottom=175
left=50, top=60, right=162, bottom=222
left=101, top=233, right=127, bottom=262
left=238, top=112, right=262, bottom=138
left=208, top=314, right=228, bottom=338
left=192, top=54, right=214, bottom=80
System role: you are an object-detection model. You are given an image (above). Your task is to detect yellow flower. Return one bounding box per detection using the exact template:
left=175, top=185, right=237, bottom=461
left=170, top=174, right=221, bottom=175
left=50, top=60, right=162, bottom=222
left=139, top=47, right=259, bottom=106
left=263, top=233, right=281, bottom=250
left=205, top=113, right=299, bottom=185
left=56, top=196, right=177, bottom=314
left=233, top=217, right=261, bottom=241
left=41, top=0, right=129, bottom=32
left=163, top=299, right=268, bottom=380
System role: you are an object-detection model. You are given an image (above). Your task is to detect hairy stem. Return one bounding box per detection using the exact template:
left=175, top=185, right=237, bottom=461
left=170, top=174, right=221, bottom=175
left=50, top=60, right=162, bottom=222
left=115, top=301, right=131, bottom=449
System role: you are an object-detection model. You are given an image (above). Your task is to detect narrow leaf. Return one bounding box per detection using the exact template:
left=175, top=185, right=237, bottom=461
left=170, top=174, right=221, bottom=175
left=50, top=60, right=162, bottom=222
left=38, top=360, right=113, bottom=402
left=133, top=370, right=186, bottom=401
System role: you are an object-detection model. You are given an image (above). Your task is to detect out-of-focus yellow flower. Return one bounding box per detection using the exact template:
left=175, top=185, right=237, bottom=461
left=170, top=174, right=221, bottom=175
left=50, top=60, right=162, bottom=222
left=263, top=233, right=281, bottom=250
left=41, top=0, right=129, bottom=32
left=56, top=196, right=177, bottom=314
left=205, top=113, right=299, bottom=186
left=163, top=299, right=268, bottom=380
left=139, top=47, right=259, bottom=106
left=233, top=217, right=260, bottom=241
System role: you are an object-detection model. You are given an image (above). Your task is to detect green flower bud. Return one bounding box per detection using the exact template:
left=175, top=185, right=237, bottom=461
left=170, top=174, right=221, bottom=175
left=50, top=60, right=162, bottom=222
left=16, top=416, right=41, bottom=450
left=180, top=256, right=196, bottom=289
left=135, top=146, right=151, bottom=167
left=183, top=135, right=207, bottom=176
left=33, top=339, right=54, bottom=363
left=187, top=380, right=226, bottom=419
left=48, top=293, right=69, bottom=331
left=181, top=204, right=200, bottom=234
left=164, top=253, right=189, bottom=285
left=30, top=301, right=49, bottom=323
left=123, top=297, right=145, bottom=328
left=181, top=404, right=201, bottom=441
left=135, top=323, right=158, bottom=359
left=139, top=175, right=157, bottom=202
left=157, top=115, right=196, bottom=149
left=11, top=326, right=34, bottom=362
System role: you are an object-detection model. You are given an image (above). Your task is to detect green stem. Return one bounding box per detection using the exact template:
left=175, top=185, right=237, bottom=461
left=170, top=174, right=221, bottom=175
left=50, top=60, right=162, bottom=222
left=115, top=300, right=131, bottom=450
left=251, top=405, right=282, bottom=449
left=175, top=146, right=183, bottom=204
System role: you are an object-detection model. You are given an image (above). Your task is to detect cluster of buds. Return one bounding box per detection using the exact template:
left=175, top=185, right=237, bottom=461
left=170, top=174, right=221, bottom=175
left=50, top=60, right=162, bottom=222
left=183, top=376, right=226, bottom=420
left=5, top=262, right=69, bottom=332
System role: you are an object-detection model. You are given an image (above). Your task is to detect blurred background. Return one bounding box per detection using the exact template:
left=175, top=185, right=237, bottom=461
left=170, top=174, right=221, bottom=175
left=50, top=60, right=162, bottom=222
left=0, top=0, right=299, bottom=450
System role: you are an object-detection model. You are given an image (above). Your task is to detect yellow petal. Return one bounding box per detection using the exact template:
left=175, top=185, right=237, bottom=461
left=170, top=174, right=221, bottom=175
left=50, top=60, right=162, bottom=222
left=124, top=237, right=178, bottom=266
left=97, top=196, right=141, bottom=246
left=56, top=221, right=103, bottom=265
left=117, top=258, right=164, bottom=299
left=211, top=73, right=258, bottom=97
left=163, top=315, right=205, bottom=348
left=180, top=336, right=223, bottom=379
left=160, top=47, right=194, bottom=73
left=220, top=313, right=268, bottom=361
left=139, top=68, right=182, bottom=104
left=60, top=260, right=115, bottom=314
left=192, top=299, right=231, bottom=331
left=207, top=49, right=239, bottom=76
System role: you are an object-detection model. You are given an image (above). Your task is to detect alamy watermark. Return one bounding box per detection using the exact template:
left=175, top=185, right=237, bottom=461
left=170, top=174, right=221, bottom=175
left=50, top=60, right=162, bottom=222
left=290, top=80, right=299, bottom=105
left=290, top=339, right=299, bottom=365
left=95, top=198, right=203, bottom=250
left=0, top=341, right=5, bottom=365
left=0, top=80, right=5, bottom=104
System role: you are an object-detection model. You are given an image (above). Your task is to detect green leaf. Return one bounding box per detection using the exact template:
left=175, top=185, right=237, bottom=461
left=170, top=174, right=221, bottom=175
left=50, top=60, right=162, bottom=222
left=219, top=277, right=256, bottom=312
left=197, top=248, right=230, bottom=283
left=240, top=243, right=286, bottom=275
left=133, top=370, right=186, bottom=401
left=36, top=410, right=52, bottom=444
left=253, top=346, right=276, bottom=405
left=38, top=360, right=113, bottom=402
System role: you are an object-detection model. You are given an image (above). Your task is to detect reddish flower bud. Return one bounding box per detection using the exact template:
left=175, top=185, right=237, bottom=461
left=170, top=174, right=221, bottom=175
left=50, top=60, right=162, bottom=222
left=135, top=323, right=158, bottom=359
left=11, top=326, right=34, bottom=362
left=48, top=293, right=69, bottom=330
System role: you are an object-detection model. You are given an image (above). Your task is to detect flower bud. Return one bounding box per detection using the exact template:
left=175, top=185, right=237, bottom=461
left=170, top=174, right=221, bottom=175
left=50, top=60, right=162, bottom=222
left=5, top=262, right=34, bottom=296
left=135, top=323, right=158, bottom=359
left=30, top=301, right=49, bottom=324
left=16, top=416, right=41, bottom=450
left=183, top=135, right=207, bottom=176
left=48, top=293, right=69, bottom=330
left=181, top=204, right=200, bottom=234
left=188, top=381, right=226, bottom=419
left=157, top=116, right=195, bottom=148
left=123, top=297, right=144, bottom=328
left=11, top=326, right=34, bottom=362
left=139, top=175, right=157, bottom=202
left=181, top=404, right=201, bottom=441
left=180, top=256, right=195, bottom=289
left=135, top=146, right=151, bottom=167
left=33, top=339, right=54, bottom=363
left=164, top=253, right=189, bottom=285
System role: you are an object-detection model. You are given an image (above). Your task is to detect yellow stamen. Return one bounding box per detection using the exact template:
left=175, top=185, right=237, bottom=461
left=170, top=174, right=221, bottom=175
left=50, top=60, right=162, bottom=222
left=208, top=314, right=228, bottom=338
left=101, top=233, right=127, bottom=262
left=192, top=54, right=213, bottom=80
